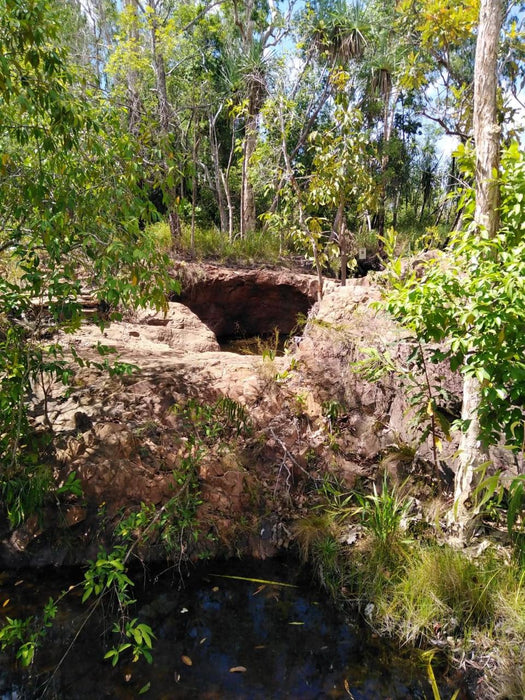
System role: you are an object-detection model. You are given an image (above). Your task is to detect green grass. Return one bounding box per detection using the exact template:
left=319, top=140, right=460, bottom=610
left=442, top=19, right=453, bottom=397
left=147, top=221, right=291, bottom=264
left=378, top=546, right=496, bottom=644
left=296, top=475, right=525, bottom=696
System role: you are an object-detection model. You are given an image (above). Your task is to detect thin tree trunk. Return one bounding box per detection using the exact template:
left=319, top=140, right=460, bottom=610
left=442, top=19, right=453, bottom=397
left=209, top=112, right=229, bottom=234
left=220, top=170, right=234, bottom=241
left=240, top=115, right=257, bottom=236
left=453, top=0, right=502, bottom=530
left=333, top=199, right=347, bottom=285
left=149, top=6, right=181, bottom=243
left=191, top=129, right=199, bottom=257
left=124, top=0, right=142, bottom=136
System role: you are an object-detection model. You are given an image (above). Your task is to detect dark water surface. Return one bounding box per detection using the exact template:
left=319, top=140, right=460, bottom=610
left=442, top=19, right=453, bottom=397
left=0, top=558, right=465, bottom=699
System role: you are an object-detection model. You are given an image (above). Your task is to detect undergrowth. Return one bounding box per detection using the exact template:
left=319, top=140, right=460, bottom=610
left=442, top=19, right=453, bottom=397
left=147, top=221, right=290, bottom=264
left=294, top=473, right=525, bottom=698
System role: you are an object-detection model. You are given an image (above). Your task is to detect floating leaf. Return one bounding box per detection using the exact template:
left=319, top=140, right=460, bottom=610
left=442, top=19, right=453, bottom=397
left=210, top=574, right=297, bottom=588
left=229, top=666, right=247, bottom=673
left=288, top=621, right=304, bottom=626
left=138, top=681, right=151, bottom=694
left=344, top=678, right=354, bottom=697
left=181, top=655, right=193, bottom=666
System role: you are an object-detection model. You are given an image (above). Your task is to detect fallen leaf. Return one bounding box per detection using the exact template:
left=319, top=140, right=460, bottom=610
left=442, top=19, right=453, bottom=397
left=344, top=678, right=355, bottom=698
left=210, top=574, right=297, bottom=588
left=181, top=655, right=193, bottom=666
left=229, top=666, right=247, bottom=673
left=288, top=621, right=304, bottom=626
left=212, top=586, right=219, bottom=592
left=253, top=585, right=266, bottom=596
left=180, top=607, right=189, bottom=614
left=174, top=672, right=181, bottom=682
left=2, top=599, right=9, bottom=607
left=199, top=637, right=207, bottom=645
left=125, top=674, right=132, bottom=682
left=138, top=681, right=151, bottom=694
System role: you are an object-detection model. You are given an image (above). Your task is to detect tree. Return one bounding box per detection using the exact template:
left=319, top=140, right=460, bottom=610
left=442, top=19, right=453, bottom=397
left=308, top=83, right=375, bottom=284
left=454, top=0, right=503, bottom=524
left=382, top=0, right=525, bottom=538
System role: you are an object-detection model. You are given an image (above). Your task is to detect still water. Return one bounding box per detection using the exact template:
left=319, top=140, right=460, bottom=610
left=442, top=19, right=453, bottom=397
left=0, top=558, right=465, bottom=699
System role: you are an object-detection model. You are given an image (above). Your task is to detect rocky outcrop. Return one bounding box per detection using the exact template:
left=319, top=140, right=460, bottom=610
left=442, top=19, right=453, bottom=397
left=1, top=267, right=520, bottom=568
left=172, top=262, right=334, bottom=339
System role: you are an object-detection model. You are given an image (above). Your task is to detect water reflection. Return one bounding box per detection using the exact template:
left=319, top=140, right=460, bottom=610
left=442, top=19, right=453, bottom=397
left=0, top=558, right=464, bottom=699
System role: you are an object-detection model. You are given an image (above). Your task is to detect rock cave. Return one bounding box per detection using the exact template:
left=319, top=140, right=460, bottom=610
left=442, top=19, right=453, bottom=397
left=173, top=267, right=318, bottom=343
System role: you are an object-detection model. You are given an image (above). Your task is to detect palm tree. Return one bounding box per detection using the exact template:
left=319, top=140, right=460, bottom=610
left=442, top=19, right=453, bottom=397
left=311, top=1, right=368, bottom=65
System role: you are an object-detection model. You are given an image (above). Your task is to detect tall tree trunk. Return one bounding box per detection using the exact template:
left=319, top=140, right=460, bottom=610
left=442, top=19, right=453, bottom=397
left=209, top=111, right=229, bottom=234
left=149, top=6, right=181, bottom=243
left=240, top=114, right=258, bottom=236
left=453, top=0, right=502, bottom=530
left=333, top=199, right=347, bottom=286
left=124, top=0, right=142, bottom=136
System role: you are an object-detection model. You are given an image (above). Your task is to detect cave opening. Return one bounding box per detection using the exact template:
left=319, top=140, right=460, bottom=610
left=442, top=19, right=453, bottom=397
left=173, top=275, right=315, bottom=354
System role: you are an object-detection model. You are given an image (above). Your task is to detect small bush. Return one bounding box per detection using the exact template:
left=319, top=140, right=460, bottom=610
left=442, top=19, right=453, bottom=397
left=354, top=474, right=413, bottom=563
left=293, top=514, right=350, bottom=599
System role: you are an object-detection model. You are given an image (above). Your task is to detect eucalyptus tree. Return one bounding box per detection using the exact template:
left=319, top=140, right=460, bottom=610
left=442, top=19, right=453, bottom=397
left=106, top=0, right=224, bottom=244
left=64, top=0, right=118, bottom=88
left=395, top=0, right=479, bottom=140
left=383, top=0, right=525, bottom=536
left=454, top=0, right=503, bottom=526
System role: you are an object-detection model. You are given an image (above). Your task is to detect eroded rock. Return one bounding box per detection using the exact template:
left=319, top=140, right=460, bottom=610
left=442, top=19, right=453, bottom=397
left=3, top=268, right=521, bottom=569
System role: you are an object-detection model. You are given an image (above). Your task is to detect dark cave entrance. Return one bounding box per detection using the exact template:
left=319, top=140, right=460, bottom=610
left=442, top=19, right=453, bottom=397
left=173, top=274, right=315, bottom=353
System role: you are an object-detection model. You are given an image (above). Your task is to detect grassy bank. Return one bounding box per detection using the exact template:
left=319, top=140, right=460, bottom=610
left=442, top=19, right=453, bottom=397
left=294, top=476, right=525, bottom=699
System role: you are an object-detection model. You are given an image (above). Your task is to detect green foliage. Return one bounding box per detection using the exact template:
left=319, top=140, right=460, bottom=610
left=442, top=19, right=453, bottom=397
left=82, top=543, right=156, bottom=667
left=179, top=223, right=286, bottom=263
left=382, top=143, right=525, bottom=451
left=0, top=0, right=175, bottom=526
left=1, top=464, right=53, bottom=529
left=293, top=511, right=348, bottom=599
left=0, top=597, right=57, bottom=667
left=308, top=97, right=376, bottom=231
left=172, top=396, right=252, bottom=443
left=353, top=340, right=453, bottom=478
left=473, top=469, right=525, bottom=566
left=104, top=618, right=155, bottom=667
left=354, top=474, right=413, bottom=562
left=380, top=546, right=497, bottom=644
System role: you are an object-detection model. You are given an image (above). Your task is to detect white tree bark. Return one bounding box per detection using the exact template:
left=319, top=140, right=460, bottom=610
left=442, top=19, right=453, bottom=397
left=453, top=0, right=503, bottom=530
